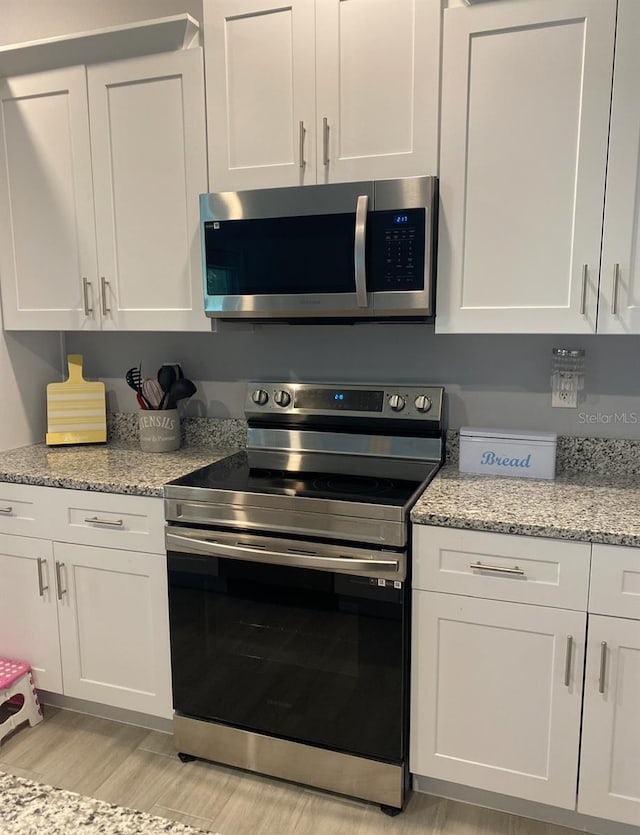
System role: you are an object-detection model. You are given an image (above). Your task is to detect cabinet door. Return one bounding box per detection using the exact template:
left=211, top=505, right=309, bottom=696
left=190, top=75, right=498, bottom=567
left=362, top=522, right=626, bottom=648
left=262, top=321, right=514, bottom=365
left=88, top=49, right=209, bottom=331
left=578, top=615, right=640, bottom=826
left=0, top=534, right=62, bottom=692
left=436, top=0, right=615, bottom=333
left=411, top=591, right=585, bottom=808
left=597, top=0, right=640, bottom=334
left=54, top=542, right=172, bottom=719
left=315, top=0, right=439, bottom=183
left=204, top=0, right=316, bottom=190
left=0, top=67, right=99, bottom=330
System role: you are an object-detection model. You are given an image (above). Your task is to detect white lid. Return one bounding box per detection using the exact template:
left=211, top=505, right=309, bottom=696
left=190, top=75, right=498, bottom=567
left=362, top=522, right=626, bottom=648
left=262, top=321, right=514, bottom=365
left=460, top=426, right=557, bottom=443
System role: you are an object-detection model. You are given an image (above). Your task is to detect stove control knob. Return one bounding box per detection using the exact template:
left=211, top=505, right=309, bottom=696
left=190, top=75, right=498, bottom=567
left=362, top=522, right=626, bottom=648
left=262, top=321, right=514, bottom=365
left=414, top=395, right=432, bottom=413
left=388, top=394, right=406, bottom=412
left=251, top=389, right=269, bottom=406
left=274, top=389, right=291, bottom=407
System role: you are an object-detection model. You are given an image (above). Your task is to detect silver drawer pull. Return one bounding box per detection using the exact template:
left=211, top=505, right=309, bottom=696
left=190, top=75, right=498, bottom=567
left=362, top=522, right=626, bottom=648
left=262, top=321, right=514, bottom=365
left=0, top=505, right=13, bottom=514
left=82, top=277, right=93, bottom=316
left=470, top=561, right=525, bottom=576
left=100, top=276, right=111, bottom=315
left=322, top=116, right=330, bottom=166
left=37, top=557, right=49, bottom=597
left=580, top=264, right=588, bottom=315
left=611, top=263, right=620, bottom=315
left=564, top=635, right=573, bottom=687
left=55, top=561, right=66, bottom=600
left=598, top=641, right=607, bottom=694
left=299, top=120, right=306, bottom=169
left=84, top=516, right=124, bottom=527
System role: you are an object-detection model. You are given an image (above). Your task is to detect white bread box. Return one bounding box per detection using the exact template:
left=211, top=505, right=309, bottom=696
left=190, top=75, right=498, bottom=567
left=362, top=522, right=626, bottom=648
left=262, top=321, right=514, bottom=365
left=459, top=427, right=557, bottom=480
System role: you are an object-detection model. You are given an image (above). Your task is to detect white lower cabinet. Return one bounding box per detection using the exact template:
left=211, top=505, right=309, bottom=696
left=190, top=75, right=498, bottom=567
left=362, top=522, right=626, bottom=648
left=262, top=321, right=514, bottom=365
left=0, top=533, right=62, bottom=692
left=577, top=543, right=640, bottom=826
left=0, top=486, right=171, bottom=720
left=411, top=527, right=640, bottom=828
left=578, top=615, right=640, bottom=826
left=411, top=590, right=585, bottom=808
left=53, top=542, right=171, bottom=719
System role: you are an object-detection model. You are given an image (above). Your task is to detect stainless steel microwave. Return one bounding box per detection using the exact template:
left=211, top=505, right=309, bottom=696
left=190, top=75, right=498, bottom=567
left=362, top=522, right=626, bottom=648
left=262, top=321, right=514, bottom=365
left=200, top=176, right=437, bottom=321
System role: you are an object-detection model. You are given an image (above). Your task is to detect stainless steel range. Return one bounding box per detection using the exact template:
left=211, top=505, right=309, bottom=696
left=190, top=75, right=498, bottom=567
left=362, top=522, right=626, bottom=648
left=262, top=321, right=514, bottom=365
left=164, top=382, right=445, bottom=814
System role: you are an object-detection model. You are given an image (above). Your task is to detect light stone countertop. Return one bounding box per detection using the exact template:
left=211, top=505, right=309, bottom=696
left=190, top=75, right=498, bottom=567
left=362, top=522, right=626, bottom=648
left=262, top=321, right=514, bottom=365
left=411, top=463, right=640, bottom=547
left=0, top=442, right=236, bottom=497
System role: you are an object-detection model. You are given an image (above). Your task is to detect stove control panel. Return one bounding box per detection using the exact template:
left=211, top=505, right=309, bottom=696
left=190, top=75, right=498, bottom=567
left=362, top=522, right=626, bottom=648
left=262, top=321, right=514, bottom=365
left=246, top=383, right=444, bottom=424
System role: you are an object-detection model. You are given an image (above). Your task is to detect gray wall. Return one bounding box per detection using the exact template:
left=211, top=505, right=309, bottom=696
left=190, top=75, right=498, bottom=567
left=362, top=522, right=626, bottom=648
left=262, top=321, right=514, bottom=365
left=66, top=327, right=640, bottom=439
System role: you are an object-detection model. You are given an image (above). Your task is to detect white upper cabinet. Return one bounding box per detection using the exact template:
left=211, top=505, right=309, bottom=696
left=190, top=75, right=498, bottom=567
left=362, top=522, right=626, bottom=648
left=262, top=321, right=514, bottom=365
left=314, top=0, right=439, bottom=183
left=0, top=47, right=209, bottom=331
left=0, top=67, right=99, bottom=330
left=597, top=0, right=640, bottom=334
left=204, top=0, right=439, bottom=191
left=88, top=50, right=208, bottom=331
left=205, top=0, right=316, bottom=190
left=436, top=0, right=616, bottom=334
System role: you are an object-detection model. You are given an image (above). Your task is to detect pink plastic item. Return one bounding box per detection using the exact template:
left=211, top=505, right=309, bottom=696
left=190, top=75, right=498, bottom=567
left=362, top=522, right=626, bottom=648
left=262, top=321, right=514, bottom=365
left=0, top=656, right=43, bottom=744
left=0, top=657, right=31, bottom=689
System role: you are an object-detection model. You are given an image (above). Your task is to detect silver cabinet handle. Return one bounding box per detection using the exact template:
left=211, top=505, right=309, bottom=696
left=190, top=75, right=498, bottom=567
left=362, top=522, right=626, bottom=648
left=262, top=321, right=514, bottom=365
left=0, top=505, right=12, bottom=514
left=299, top=120, right=306, bottom=169
left=611, top=263, right=620, bottom=315
left=564, top=635, right=573, bottom=687
left=470, top=561, right=525, bottom=576
left=36, top=557, right=48, bottom=597
left=322, top=116, right=329, bottom=166
left=580, top=264, right=588, bottom=315
left=82, top=277, right=93, bottom=316
left=100, top=276, right=111, bottom=315
left=354, top=194, right=369, bottom=308
left=598, top=641, right=607, bottom=694
left=84, top=516, right=124, bottom=527
left=55, top=561, right=66, bottom=600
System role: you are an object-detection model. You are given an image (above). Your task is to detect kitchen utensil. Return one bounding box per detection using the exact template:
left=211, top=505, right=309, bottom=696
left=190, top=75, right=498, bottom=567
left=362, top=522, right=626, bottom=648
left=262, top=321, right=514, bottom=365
left=157, top=365, right=177, bottom=405
left=142, top=378, right=164, bottom=410
left=126, top=365, right=151, bottom=409
left=125, top=364, right=143, bottom=392
left=46, top=355, right=106, bottom=445
left=164, top=378, right=197, bottom=409
left=137, top=392, right=149, bottom=410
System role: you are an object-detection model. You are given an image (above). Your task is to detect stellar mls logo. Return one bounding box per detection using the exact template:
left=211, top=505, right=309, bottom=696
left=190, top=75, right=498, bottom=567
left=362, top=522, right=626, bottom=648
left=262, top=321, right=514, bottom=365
left=578, top=412, right=639, bottom=424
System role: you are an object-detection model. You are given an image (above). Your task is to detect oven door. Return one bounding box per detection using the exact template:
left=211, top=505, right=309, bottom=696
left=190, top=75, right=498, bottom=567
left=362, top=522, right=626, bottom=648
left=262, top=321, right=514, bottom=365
left=166, top=526, right=408, bottom=764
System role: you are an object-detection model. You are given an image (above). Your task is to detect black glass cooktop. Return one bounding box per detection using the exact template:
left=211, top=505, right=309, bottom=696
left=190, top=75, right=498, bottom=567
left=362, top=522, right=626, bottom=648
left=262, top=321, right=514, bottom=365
left=168, top=450, right=436, bottom=508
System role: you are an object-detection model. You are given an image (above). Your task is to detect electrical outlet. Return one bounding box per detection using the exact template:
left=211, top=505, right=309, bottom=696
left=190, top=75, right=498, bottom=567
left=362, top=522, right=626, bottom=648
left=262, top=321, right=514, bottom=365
left=552, top=388, right=578, bottom=408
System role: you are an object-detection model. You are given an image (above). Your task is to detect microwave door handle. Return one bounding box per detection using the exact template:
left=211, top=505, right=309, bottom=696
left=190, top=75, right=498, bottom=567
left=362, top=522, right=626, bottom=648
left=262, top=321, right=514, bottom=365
left=354, top=194, right=369, bottom=308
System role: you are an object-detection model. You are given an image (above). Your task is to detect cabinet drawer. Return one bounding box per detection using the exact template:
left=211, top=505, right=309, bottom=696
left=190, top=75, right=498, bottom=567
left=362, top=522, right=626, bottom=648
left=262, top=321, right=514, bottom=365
left=589, top=544, right=640, bottom=619
left=48, top=489, right=164, bottom=553
left=0, top=482, right=48, bottom=538
left=413, top=526, right=591, bottom=610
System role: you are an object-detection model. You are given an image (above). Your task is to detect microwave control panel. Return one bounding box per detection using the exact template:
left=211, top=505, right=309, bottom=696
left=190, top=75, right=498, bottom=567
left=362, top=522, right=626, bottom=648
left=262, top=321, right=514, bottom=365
left=370, top=208, right=426, bottom=291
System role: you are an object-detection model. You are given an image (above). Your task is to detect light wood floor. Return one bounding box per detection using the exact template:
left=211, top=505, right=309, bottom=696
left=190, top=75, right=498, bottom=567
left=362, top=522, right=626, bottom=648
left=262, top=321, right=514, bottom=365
left=0, top=707, right=582, bottom=835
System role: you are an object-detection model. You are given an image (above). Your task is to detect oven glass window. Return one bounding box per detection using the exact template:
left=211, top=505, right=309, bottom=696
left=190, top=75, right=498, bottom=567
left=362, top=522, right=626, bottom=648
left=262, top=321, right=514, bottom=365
left=168, top=554, right=406, bottom=764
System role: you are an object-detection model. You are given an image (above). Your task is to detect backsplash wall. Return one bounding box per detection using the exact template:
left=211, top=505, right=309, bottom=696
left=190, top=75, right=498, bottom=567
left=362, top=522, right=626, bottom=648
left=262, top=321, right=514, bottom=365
left=67, top=326, right=640, bottom=440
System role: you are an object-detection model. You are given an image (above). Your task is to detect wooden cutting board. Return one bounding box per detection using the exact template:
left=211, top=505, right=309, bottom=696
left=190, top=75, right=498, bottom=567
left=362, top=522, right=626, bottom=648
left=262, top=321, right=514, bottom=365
left=46, top=354, right=107, bottom=445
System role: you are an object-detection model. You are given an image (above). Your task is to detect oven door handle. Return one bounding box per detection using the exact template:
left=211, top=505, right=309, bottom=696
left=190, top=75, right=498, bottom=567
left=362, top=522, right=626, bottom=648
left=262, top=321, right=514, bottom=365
left=166, top=532, right=400, bottom=574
